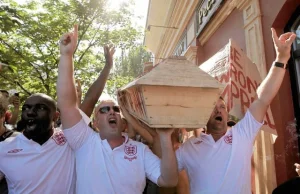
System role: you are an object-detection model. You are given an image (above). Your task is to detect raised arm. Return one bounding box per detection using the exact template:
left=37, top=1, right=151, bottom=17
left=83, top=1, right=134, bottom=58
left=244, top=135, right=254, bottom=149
left=156, top=128, right=178, bottom=187
left=80, top=45, right=115, bottom=117
left=76, top=80, right=82, bottom=107
left=249, top=29, right=296, bottom=122
left=57, top=25, right=81, bottom=129
left=117, top=94, right=155, bottom=144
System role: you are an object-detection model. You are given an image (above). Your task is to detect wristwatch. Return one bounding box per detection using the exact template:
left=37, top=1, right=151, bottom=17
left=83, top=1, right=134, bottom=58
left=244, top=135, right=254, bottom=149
left=273, top=61, right=287, bottom=69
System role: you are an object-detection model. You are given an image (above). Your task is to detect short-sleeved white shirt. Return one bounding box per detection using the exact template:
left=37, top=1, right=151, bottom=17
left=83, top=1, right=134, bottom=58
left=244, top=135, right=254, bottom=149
left=63, top=119, right=161, bottom=194
left=176, top=110, right=263, bottom=194
left=0, top=129, right=75, bottom=194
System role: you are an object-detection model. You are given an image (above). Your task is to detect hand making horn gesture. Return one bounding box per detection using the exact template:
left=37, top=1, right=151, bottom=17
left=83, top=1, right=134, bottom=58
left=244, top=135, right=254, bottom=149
left=271, top=28, right=296, bottom=64
left=104, top=44, right=116, bottom=68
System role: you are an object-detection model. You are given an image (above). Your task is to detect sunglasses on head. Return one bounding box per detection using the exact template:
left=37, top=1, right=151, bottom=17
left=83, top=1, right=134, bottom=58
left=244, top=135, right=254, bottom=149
left=99, top=106, right=120, bottom=114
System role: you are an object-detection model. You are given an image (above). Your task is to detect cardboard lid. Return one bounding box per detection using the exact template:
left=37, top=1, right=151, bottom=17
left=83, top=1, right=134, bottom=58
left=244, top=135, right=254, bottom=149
left=121, top=56, right=224, bottom=90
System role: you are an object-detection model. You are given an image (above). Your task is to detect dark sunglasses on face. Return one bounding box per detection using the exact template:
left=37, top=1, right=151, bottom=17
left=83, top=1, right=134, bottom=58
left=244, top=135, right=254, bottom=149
left=99, top=106, right=120, bottom=114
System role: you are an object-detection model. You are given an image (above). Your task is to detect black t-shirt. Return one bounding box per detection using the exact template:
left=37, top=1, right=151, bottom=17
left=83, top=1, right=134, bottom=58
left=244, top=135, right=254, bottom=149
left=0, top=130, right=14, bottom=141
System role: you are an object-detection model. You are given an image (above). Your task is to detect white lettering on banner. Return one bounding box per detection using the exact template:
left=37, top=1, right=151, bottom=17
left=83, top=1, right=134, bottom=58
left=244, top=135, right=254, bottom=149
left=200, top=39, right=276, bottom=135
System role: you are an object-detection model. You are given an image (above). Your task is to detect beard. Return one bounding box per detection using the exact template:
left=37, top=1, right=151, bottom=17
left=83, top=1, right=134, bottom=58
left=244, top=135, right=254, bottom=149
left=22, top=118, right=53, bottom=139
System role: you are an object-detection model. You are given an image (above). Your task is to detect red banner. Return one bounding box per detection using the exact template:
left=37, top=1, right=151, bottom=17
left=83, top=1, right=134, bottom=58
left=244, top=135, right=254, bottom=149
left=200, top=39, right=276, bottom=135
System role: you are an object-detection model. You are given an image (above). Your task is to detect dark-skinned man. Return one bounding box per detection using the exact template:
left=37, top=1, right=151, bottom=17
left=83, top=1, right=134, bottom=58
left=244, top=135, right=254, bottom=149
left=0, top=93, right=76, bottom=194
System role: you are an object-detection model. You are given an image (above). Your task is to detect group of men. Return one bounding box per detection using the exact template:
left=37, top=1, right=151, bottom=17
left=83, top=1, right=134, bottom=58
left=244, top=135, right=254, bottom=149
left=0, top=25, right=297, bottom=194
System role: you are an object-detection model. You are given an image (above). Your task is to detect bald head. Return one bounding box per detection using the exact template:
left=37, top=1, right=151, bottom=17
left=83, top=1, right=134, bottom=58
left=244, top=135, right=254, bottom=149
left=28, top=93, right=57, bottom=112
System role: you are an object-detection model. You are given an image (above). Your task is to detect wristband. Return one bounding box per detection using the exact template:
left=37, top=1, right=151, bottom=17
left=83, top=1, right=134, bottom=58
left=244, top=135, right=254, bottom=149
left=273, top=61, right=287, bottom=69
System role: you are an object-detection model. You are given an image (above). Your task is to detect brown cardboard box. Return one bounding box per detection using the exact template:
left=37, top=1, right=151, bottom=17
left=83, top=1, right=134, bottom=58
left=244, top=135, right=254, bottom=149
left=118, top=56, right=224, bottom=129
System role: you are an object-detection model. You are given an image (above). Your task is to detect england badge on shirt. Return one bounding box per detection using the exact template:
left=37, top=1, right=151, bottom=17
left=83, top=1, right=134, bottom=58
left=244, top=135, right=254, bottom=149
left=124, top=144, right=137, bottom=161
left=52, top=131, right=67, bottom=146
left=224, top=134, right=233, bottom=145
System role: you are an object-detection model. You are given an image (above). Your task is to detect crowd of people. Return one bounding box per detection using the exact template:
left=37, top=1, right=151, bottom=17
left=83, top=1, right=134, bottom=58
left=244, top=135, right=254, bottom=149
left=0, top=25, right=298, bottom=194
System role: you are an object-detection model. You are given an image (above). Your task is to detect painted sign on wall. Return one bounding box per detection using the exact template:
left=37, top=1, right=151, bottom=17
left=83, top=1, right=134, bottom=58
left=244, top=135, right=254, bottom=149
left=200, top=39, right=277, bottom=135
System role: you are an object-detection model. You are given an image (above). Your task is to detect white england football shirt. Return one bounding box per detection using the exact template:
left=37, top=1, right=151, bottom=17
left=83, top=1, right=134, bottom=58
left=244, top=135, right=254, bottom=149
left=176, top=110, right=263, bottom=194
left=0, top=129, right=75, bottom=194
left=63, top=119, right=161, bottom=194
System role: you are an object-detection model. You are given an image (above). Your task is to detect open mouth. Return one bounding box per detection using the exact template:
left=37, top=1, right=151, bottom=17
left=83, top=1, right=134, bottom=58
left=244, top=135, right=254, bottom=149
left=26, top=119, right=37, bottom=130
left=108, top=118, right=117, bottom=127
left=215, top=116, right=223, bottom=122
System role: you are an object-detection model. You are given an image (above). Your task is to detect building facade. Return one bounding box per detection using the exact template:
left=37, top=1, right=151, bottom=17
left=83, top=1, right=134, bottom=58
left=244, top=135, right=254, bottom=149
left=144, top=0, right=300, bottom=193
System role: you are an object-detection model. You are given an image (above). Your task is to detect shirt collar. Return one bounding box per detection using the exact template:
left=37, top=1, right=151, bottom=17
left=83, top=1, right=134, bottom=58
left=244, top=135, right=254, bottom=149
left=98, top=132, right=129, bottom=144
left=122, top=132, right=129, bottom=144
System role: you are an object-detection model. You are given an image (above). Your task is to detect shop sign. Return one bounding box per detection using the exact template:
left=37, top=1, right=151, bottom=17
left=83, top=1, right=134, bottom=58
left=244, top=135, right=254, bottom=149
left=196, top=0, right=224, bottom=36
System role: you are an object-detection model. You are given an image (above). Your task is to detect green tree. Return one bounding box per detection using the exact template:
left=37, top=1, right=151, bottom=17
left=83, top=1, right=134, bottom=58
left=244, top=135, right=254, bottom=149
left=116, top=44, right=152, bottom=77
left=105, top=44, right=152, bottom=96
left=0, top=0, right=141, bottom=100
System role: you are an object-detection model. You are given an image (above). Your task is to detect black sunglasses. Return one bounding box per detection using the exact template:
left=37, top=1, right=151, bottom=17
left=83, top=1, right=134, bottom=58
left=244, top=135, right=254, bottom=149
left=99, top=106, right=120, bottom=114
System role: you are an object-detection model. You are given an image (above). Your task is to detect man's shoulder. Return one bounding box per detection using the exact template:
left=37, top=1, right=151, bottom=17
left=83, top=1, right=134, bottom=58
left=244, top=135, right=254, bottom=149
left=176, top=136, right=203, bottom=155
left=236, top=110, right=259, bottom=125
left=10, top=131, right=21, bottom=138
left=182, top=136, right=198, bottom=147
left=231, top=110, right=263, bottom=134
left=0, top=129, right=20, bottom=141
left=0, top=134, right=22, bottom=154
left=0, top=132, right=21, bottom=142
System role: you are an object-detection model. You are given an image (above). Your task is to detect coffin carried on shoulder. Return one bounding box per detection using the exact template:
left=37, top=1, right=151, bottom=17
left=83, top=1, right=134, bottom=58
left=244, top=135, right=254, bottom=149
left=117, top=56, right=224, bottom=129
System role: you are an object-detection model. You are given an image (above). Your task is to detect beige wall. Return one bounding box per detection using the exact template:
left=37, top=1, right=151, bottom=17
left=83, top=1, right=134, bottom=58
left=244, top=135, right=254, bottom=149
left=198, top=9, right=246, bottom=65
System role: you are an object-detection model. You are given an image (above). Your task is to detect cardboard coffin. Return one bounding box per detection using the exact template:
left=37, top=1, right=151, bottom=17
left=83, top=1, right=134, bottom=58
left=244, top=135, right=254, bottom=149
left=118, top=56, right=224, bottom=129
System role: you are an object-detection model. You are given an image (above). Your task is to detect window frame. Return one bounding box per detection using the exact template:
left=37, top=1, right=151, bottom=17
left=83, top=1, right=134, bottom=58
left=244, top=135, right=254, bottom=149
left=285, top=5, right=300, bottom=153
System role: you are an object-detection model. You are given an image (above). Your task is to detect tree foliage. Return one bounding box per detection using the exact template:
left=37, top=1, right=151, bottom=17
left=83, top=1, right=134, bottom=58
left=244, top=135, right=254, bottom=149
left=0, top=0, right=142, bottom=100
left=115, top=44, right=152, bottom=78
left=105, top=44, right=152, bottom=96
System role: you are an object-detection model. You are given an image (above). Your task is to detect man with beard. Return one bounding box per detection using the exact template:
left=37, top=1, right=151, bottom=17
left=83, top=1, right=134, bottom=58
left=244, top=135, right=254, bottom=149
left=175, top=29, right=296, bottom=194
left=0, top=93, right=76, bottom=194
left=57, top=25, right=178, bottom=194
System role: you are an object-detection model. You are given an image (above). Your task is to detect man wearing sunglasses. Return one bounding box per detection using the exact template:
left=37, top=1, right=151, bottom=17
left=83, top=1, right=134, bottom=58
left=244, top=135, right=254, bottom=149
left=57, top=25, right=178, bottom=194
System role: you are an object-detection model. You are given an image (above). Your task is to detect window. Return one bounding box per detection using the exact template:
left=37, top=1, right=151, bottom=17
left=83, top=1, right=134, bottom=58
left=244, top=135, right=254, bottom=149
left=173, top=30, right=187, bottom=56
left=285, top=5, right=300, bottom=152
left=290, top=13, right=300, bottom=105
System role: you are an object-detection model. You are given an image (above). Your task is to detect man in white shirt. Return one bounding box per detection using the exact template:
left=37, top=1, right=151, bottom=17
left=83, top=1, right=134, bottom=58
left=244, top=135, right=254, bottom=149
left=176, top=29, right=296, bottom=194
left=0, top=93, right=76, bottom=194
left=57, top=25, right=178, bottom=194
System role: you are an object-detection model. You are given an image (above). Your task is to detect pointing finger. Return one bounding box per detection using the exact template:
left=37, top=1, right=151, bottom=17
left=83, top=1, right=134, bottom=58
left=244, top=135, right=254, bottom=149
left=271, top=28, right=279, bottom=46
left=111, top=47, right=116, bottom=55
left=73, top=24, right=78, bottom=44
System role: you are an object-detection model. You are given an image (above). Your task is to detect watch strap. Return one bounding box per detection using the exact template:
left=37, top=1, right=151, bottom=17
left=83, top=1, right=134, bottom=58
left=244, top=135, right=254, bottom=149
left=273, top=61, right=287, bottom=69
